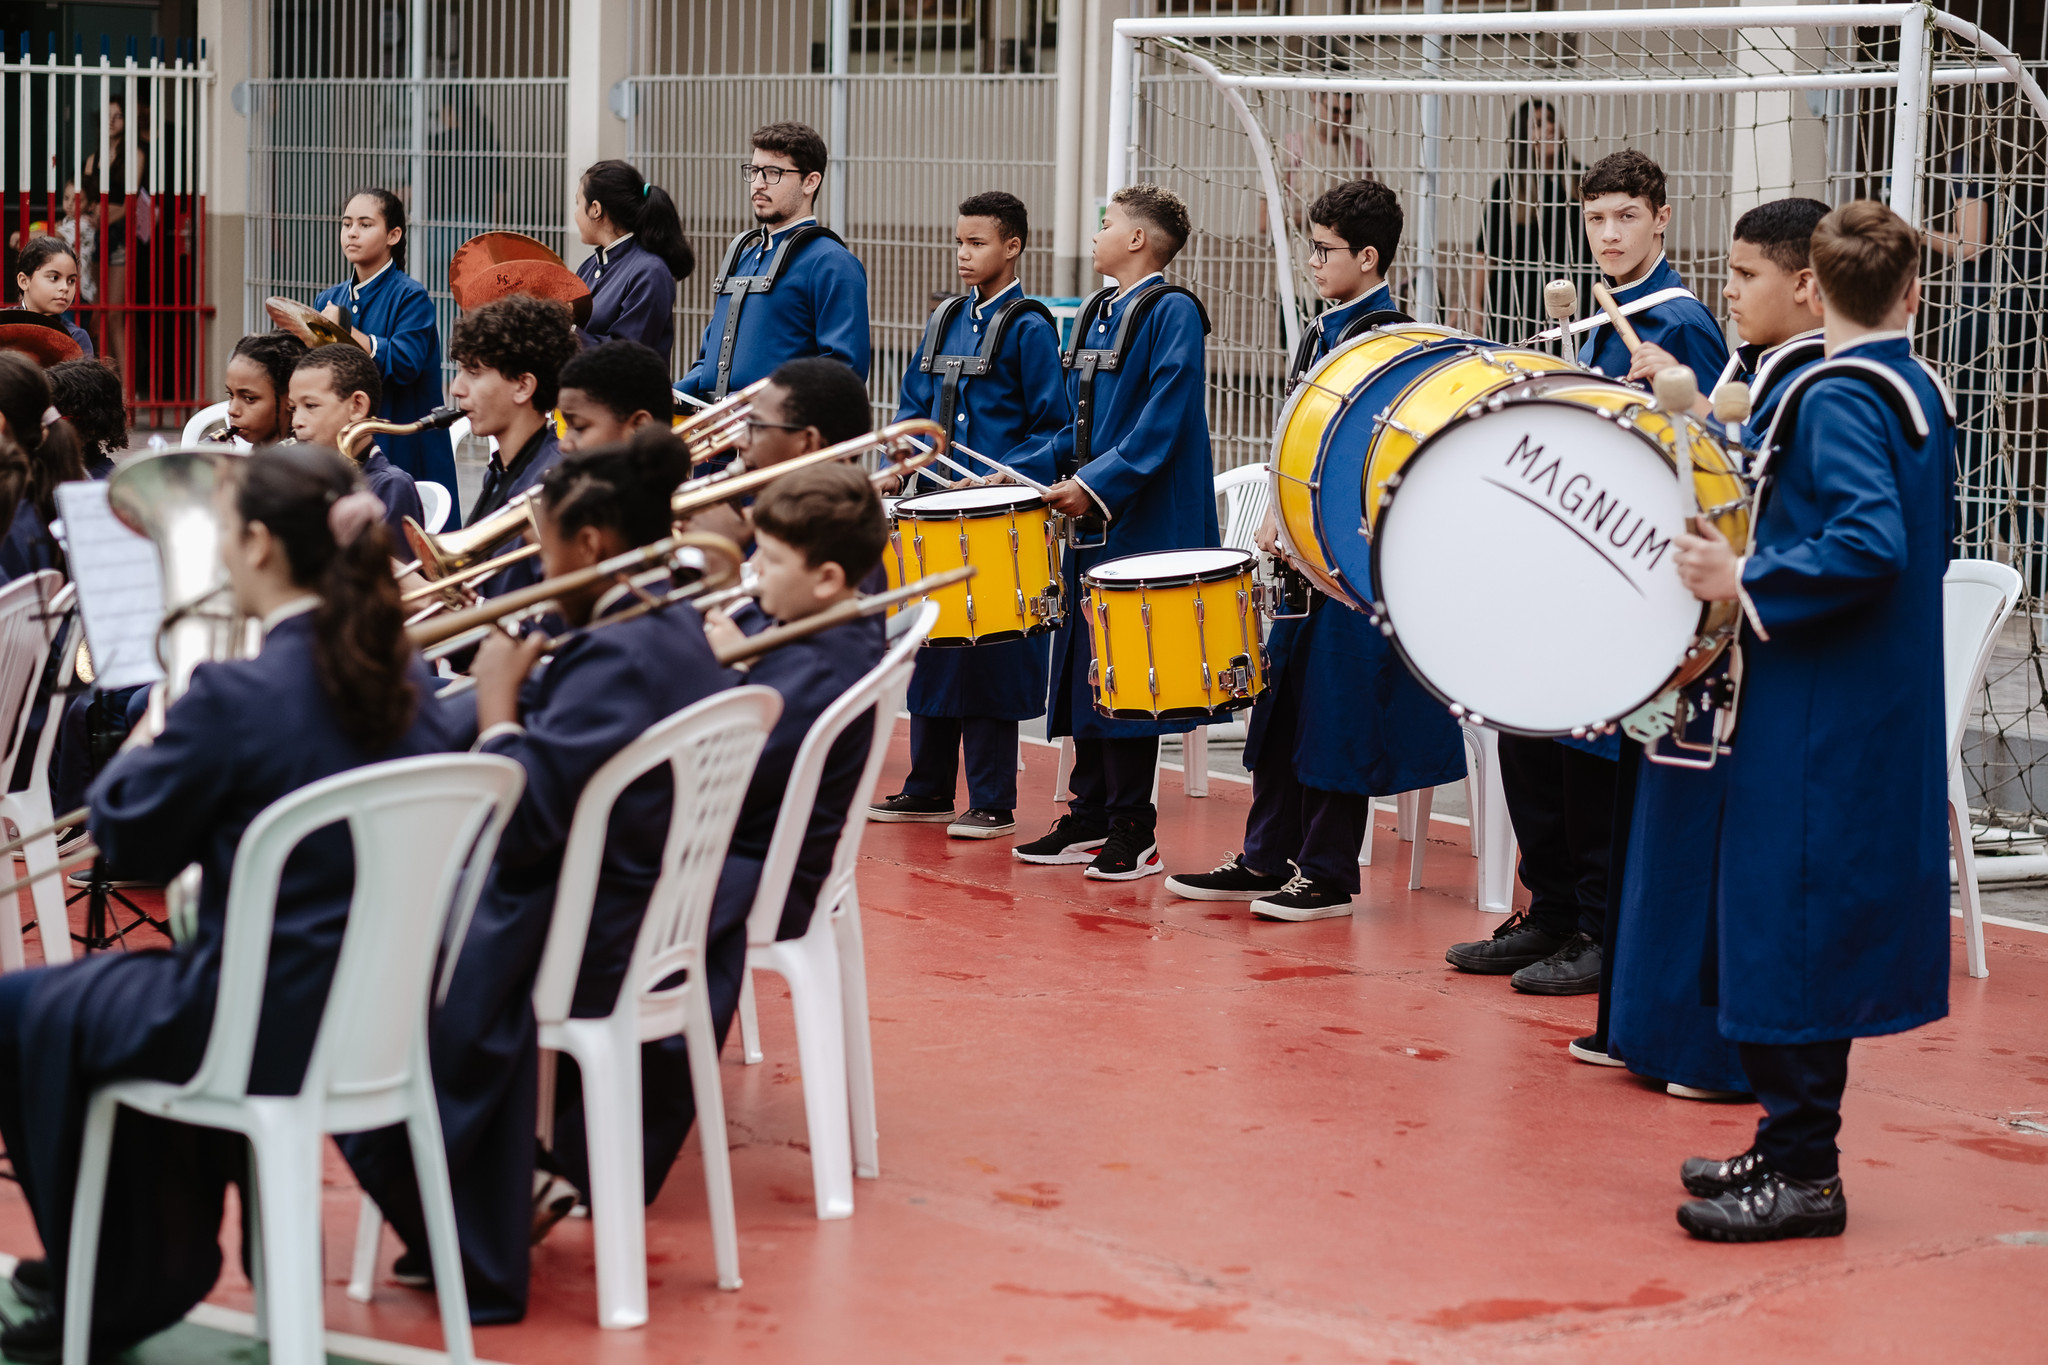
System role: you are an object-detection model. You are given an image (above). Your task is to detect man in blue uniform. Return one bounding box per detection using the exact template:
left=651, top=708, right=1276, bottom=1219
left=867, top=191, right=1068, bottom=840
left=1671, top=200, right=1954, bottom=1241
left=1011, top=184, right=1217, bottom=882
left=1582, top=198, right=1829, bottom=1095
left=286, top=344, right=424, bottom=540
left=1446, top=148, right=1728, bottom=995
left=1165, top=178, right=1463, bottom=920
left=678, top=122, right=871, bottom=408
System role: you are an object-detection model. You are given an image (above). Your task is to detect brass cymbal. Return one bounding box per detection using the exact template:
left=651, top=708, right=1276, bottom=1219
left=264, top=296, right=362, bottom=349
left=449, top=231, right=592, bottom=325
left=0, top=309, right=84, bottom=366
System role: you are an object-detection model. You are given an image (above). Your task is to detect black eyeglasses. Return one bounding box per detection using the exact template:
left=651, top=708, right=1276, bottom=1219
left=742, top=418, right=806, bottom=440
left=739, top=163, right=796, bottom=185
left=1308, top=242, right=1358, bottom=266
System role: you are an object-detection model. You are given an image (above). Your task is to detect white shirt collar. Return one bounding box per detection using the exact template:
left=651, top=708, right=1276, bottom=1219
left=1609, top=253, right=1668, bottom=298
left=1112, top=271, right=1164, bottom=304
left=597, top=232, right=635, bottom=261
left=970, top=277, right=1023, bottom=319
left=1827, top=328, right=1911, bottom=357
left=766, top=215, right=818, bottom=244
left=593, top=581, right=635, bottom=617
left=1760, top=327, right=1824, bottom=360
left=350, top=259, right=394, bottom=296
left=261, top=594, right=321, bottom=634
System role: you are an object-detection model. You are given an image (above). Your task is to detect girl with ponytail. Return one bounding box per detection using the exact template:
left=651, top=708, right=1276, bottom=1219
left=0, top=351, right=87, bottom=578
left=0, top=443, right=457, bottom=1362
left=338, top=425, right=735, bottom=1314
left=573, top=158, right=695, bottom=369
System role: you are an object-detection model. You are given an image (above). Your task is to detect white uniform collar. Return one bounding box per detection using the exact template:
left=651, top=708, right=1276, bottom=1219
left=1608, top=253, right=1669, bottom=300
left=1827, top=328, right=1911, bottom=358
left=971, top=277, right=1023, bottom=318
left=261, top=594, right=321, bottom=634
left=350, top=259, right=394, bottom=297
left=766, top=215, right=819, bottom=245
left=597, top=232, right=635, bottom=262
left=1111, top=271, right=1164, bottom=304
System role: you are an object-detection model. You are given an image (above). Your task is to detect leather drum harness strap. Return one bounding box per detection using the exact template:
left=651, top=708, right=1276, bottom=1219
left=1060, top=283, right=1213, bottom=479
left=915, top=294, right=1059, bottom=448
left=706, top=223, right=846, bottom=399
left=1286, top=306, right=1413, bottom=386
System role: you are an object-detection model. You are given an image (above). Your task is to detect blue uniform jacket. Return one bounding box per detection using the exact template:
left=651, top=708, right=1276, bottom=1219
left=1715, top=335, right=1954, bottom=1044
left=61, top=316, right=94, bottom=357
left=0, top=500, right=60, bottom=581
left=5, top=615, right=454, bottom=1347
left=467, top=426, right=563, bottom=599
left=1609, top=333, right=1824, bottom=1092
left=1022, top=277, right=1221, bottom=740
left=315, top=264, right=457, bottom=496
left=340, top=595, right=732, bottom=1323
left=678, top=218, right=872, bottom=401
left=895, top=279, right=1067, bottom=720
left=361, top=447, right=425, bottom=543
left=576, top=235, right=677, bottom=369
left=1245, top=285, right=1466, bottom=796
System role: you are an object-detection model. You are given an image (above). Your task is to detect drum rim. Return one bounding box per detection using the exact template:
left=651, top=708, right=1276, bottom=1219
left=1367, top=394, right=1718, bottom=739
left=894, top=485, right=1047, bottom=517
left=1083, top=546, right=1257, bottom=588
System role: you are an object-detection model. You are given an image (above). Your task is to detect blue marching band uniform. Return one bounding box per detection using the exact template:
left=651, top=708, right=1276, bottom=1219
left=1241, top=283, right=1465, bottom=896
left=677, top=217, right=872, bottom=407
left=892, top=280, right=1068, bottom=819
left=577, top=234, right=678, bottom=369
left=357, top=443, right=426, bottom=542
left=314, top=262, right=459, bottom=498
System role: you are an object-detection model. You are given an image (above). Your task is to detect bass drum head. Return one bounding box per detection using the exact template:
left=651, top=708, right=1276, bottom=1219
left=1086, top=547, right=1254, bottom=587
left=1371, top=400, right=1704, bottom=736
left=895, top=485, right=1044, bottom=517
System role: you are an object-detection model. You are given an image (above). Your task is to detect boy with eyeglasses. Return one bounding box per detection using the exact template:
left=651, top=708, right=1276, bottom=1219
left=678, top=122, right=872, bottom=419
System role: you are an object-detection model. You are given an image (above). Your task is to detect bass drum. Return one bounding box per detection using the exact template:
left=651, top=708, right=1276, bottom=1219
left=1371, top=382, right=1750, bottom=737
left=1271, top=328, right=1576, bottom=611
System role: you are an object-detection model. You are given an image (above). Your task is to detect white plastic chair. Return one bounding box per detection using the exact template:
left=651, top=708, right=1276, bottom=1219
left=1215, top=462, right=1272, bottom=555
left=733, top=601, right=936, bottom=1216
left=0, top=574, right=76, bottom=969
left=1462, top=723, right=1518, bottom=913
left=1943, top=558, right=2023, bottom=980
left=346, top=687, right=783, bottom=1326
left=62, top=754, right=523, bottom=1365
left=417, top=480, right=453, bottom=535
left=180, top=400, right=231, bottom=447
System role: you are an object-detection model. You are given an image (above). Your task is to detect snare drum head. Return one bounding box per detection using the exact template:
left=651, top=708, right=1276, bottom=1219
left=1372, top=400, right=1704, bottom=735
left=895, top=485, right=1044, bottom=517
left=1086, top=548, right=1254, bottom=586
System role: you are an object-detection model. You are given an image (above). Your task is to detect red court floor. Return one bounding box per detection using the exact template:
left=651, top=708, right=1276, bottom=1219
left=3, top=721, right=2045, bottom=1363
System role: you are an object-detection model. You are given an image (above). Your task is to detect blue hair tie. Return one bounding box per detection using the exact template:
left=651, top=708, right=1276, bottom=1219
left=641, top=182, right=651, bottom=199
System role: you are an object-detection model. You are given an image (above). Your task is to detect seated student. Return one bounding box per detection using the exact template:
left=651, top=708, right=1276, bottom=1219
left=1669, top=200, right=1953, bottom=1242
left=1581, top=197, right=1830, bottom=1097
left=222, top=331, right=310, bottom=447
left=290, top=344, right=424, bottom=539
left=46, top=357, right=127, bottom=477
left=0, top=446, right=456, bottom=1362
left=1445, top=148, right=1730, bottom=997
left=681, top=355, right=872, bottom=552
left=338, top=429, right=730, bottom=1324
left=14, top=237, right=93, bottom=358
left=0, top=353, right=85, bottom=581
left=1167, top=178, right=1464, bottom=920
left=555, top=338, right=674, bottom=454
left=449, top=294, right=581, bottom=598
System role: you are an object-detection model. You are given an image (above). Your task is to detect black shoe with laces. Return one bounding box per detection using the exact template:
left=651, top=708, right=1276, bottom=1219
left=1013, top=814, right=1110, bottom=865
left=1164, top=853, right=1290, bottom=902
left=1084, top=823, right=1162, bottom=881
left=947, top=808, right=1016, bottom=839
left=1250, top=874, right=1354, bottom=922
left=1510, top=932, right=1602, bottom=995
left=1677, top=1167, right=1847, bottom=1242
left=867, top=793, right=955, bottom=823
left=8, top=1257, right=51, bottom=1312
left=0, top=1306, right=65, bottom=1365
left=1445, top=911, right=1569, bottom=974
left=1568, top=1034, right=1626, bottom=1067
left=1681, top=1146, right=1770, bottom=1198
left=390, top=1247, right=435, bottom=1289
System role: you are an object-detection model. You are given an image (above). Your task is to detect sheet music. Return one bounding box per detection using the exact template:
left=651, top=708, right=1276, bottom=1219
left=54, top=482, right=165, bottom=691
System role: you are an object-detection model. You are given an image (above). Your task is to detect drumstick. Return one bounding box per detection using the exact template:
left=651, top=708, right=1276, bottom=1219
left=1590, top=282, right=1644, bottom=354
left=904, top=437, right=1053, bottom=496
left=1542, top=279, right=1578, bottom=360
left=673, top=390, right=710, bottom=410
left=1652, top=367, right=1702, bottom=521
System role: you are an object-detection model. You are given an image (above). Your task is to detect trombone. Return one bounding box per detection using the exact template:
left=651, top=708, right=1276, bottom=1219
left=672, top=378, right=767, bottom=468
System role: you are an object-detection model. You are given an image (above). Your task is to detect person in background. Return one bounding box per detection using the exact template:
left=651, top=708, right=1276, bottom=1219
left=222, top=331, right=311, bottom=448
left=14, top=238, right=93, bottom=358
left=46, top=358, right=126, bottom=478
left=555, top=340, right=674, bottom=454
left=314, top=188, right=458, bottom=499
left=679, top=356, right=871, bottom=553
left=1468, top=99, right=1587, bottom=343
left=573, top=160, right=695, bottom=369
left=0, top=354, right=85, bottom=579
left=290, top=345, right=425, bottom=539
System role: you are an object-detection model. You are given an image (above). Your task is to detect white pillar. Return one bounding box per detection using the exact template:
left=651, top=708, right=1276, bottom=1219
left=826, top=0, right=851, bottom=234
left=1416, top=0, right=1443, bottom=324
left=197, top=0, right=253, bottom=371
left=1887, top=2, right=1929, bottom=228
left=565, top=0, right=632, bottom=267
left=1052, top=0, right=1085, bottom=296
left=1078, top=0, right=1109, bottom=279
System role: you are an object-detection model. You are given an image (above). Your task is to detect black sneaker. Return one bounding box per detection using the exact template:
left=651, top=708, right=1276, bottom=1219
left=947, top=808, right=1016, bottom=839
left=1510, top=933, right=1602, bottom=995
left=1250, top=874, right=1354, bottom=922
left=1164, top=853, right=1290, bottom=902
left=1677, top=1168, right=1846, bottom=1243
left=1084, top=823, right=1162, bottom=881
left=867, top=793, right=955, bottom=823
left=390, top=1247, right=434, bottom=1289
left=0, top=1306, right=63, bottom=1365
left=1445, top=911, right=1568, bottom=975
left=9, top=1256, right=52, bottom=1311
left=1681, top=1146, right=1769, bottom=1198
left=1013, top=814, right=1109, bottom=865
left=1568, top=1035, right=1627, bottom=1067
left=533, top=1170, right=580, bottom=1244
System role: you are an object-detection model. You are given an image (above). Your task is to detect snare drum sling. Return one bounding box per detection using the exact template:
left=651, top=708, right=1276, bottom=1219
left=677, top=219, right=872, bottom=404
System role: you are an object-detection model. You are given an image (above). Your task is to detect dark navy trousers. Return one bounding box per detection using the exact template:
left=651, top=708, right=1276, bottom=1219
left=1738, top=1039, right=1852, bottom=1181
left=1497, top=734, right=1616, bottom=941
left=1067, top=737, right=1159, bottom=833
left=1242, top=644, right=1370, bottom=893
left=902, top=715, right=1019, bottom=812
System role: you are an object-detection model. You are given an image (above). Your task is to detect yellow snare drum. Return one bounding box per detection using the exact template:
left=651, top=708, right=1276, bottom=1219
left=884, top=486, right=1062, bottom=645
left=1082, top=549, right=1266, bottom=720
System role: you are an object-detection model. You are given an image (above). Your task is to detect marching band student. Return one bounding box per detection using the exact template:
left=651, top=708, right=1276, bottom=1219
left=1013, top=184, right=1217, bottom=882
left=678, top=122, right=871, bottom=409
left=1445, top=149, right=1728, bottom=995
left=339, top=429, right=728, bottom=1321
left=13, top=237, right=93, bottom=357
left=867, top=191, right=1067, bottom=840
left=1580, top=198, right=1829, bottom=1093
left=1166, top=179, right=1463, bottom=920
left=314, top=188, right=458, bottom=497
left=0, top=446, right=456, bottom=1361
left=573, top=159, right=695, bottom=368
left=1669, top=200, right=1953, bottom=1241
left=680, top=356, right=873, bottom=552
left=46, top=356, right=127, bottom=477
left=0, top=353, right=85, bottom=580
left=289, top=344, right=425, bottom=538
left=555, top=339, right=675, bottom=454
left=449, top=294, right=580, bottom=598
left=224, top=332, right=310, bottom=447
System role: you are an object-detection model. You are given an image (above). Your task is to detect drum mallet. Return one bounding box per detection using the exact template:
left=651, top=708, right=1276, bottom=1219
left=1542, top=279, right=1578, bottom=360
left=1589, top=281, right=1645, bottom=371
left=1710, top=377, right=1753, bottom=431
left=1653, top=366, right=1703, bottom=521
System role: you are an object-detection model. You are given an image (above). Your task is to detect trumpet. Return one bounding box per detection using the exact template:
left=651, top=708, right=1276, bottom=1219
left=672, top=379, right=768, bottom=468
left=338, top=405, right=464, bottom=464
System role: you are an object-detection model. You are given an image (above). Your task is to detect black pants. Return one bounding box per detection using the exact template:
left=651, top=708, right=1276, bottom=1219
left=1738, top=1039, right=1852, bottom=1181
left=1243, top=650, right=1372, bottom=893
left=902, top=714, right=1019, bottom=812
left=1496, top=735, right=1616, bottom=940
left=1067, top=737, right=1159, bottom=833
